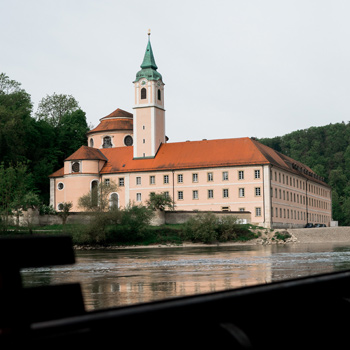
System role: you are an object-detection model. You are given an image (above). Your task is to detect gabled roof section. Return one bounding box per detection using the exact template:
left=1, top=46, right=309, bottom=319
left=251, top=139, right=327, bottom=185
left=87, top=108, right=133, bottom=134
left=65, top=145, right=107, bottom=161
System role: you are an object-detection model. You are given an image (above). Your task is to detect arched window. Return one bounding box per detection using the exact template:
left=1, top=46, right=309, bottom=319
left=89, top=138, right=94, bottom=147
left=141, top=87, right=147, bottom=99
left=72, top=162, right=80, bottom=173
left=102, top=136, right=112, bottom=148
left=91, top=180, right=99, bottom=207
left=109, top=193, right=118, bottom=209
left=157, top=89, right=161, bottom=101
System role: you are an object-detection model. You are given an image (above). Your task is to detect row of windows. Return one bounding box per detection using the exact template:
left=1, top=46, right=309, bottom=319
left=273, top=207, right=306, bottom=221
left=272, top=187, right=330, bottom=209
left=273, top=170, right=329, bottom=198
left=272, top=207, right=330, bottom=224
left=140, top=87, right=161, bottom=101
left=134, top=170, right=261, bottom=186
left=135, top=192, right=262, bottom=217
left=134, top=188, right=261, bottom=200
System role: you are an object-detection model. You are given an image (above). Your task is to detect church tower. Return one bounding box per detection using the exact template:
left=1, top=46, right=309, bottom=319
left=133, top=31, right=165, bottom=158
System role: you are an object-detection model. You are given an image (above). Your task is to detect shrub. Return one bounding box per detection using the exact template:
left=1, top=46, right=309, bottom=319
left=182, top=212, right=254, bottom=244
left=182, top=212, right=218, bottom=243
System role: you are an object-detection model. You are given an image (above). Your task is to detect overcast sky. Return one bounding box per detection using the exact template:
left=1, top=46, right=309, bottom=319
left=1, top=0, right=350, bottom=142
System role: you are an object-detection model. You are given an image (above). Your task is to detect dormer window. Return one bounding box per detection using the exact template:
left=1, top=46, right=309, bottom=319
left=102, top=136, right=112, bottom=148
left=141, top=87, right=147, bottom=99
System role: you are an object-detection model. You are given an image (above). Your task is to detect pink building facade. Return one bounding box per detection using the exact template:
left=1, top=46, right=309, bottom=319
left=49, top=35, right=332, bottom=229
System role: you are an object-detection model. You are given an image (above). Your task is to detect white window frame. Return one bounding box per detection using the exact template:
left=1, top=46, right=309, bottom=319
left=239, top=188, right=245, bottom=197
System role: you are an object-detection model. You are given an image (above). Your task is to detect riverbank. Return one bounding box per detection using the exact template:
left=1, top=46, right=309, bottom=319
left=74, top=226, right=350, bottom=250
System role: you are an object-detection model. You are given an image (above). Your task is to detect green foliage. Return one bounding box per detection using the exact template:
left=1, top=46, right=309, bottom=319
left=80, top=205, right=154, bottom=245
left=39, top=204, right=57, bottom=215
left=259, top=121, right=350, bottom=225
left=35, top=92, right=80, bottom=127
left=0, top=73, right=89, bottom=205
left=146, top=192, right=174, bottom=211
left=273, top=231, right=291, bottom=241
left=57, top=202, right=73, bottom=225
left=182, top=212, right=252, bottom=244
left=0, top=162, right=39, bottom=229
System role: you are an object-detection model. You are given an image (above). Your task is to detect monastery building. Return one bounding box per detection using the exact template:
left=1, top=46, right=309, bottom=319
left=49, top=34, right=332, bottom=228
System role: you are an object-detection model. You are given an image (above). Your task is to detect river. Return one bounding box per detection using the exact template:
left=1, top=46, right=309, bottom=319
left=21, top=242, right=350, bottom=311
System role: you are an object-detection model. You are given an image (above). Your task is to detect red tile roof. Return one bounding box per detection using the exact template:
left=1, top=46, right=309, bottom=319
left=65, top=145, right=107, bottom=161
left=49, top=137, right=327, bottom=185
left=87, top=108, right=133, bottom=134
left=100, top=137, right=269, bottom=174
left=49, top=167, right=64, bottom=178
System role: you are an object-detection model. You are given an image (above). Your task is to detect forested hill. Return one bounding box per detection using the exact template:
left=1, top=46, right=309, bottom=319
left=258, top=122, right=350, bottom=226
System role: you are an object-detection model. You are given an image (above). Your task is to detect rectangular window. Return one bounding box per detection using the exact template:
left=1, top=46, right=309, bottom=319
left=192, top=173, right=198, bottom=182
left=136, top=176, right=141, bottom=185
left=104, top=178, right=110, bottom=186
left=193, top=190, right=198, bottom=199
left=208, top=189, right=214, bottom=199
left=118, top=177, right=125, bottom=187
left=150, top=175, right=155, bottom=185
left=221, top=206, right=230, bottom=212
left=164, top=175, right=169, bottom=184
left=239, top=208, right=245, bottom=212
left=223, top=189, right=229, bottom=198
left=164, top=191, right=169, bottom=198
left=238, top=170, right=244, bottom=180
left=254, top=170, right=260, bottom=179
left=207, top=172, right=213, bottom=182
left=255, top=207, right=262, bottom=217
left=239, top=188, right=245, bottom=197
left=136, top=193, right=141, bottom=202
left=222, top=171, right=229, bottom=181
left=177, top=174, right=183, bottom=183
left=255, top=187, right=261, bottom=196
left=178, top=191, right=183, bottom=200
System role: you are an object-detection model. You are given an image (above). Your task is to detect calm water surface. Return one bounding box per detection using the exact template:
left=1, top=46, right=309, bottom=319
left=21, top=243, right=350, bottom=311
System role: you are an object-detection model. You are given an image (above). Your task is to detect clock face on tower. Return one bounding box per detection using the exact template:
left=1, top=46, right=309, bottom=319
left=141, top=80, right=146, bottom=86
left=124, top=135, right=133, bottom=146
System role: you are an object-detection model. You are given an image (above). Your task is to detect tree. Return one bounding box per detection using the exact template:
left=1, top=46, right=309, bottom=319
left=146, top=192, right=174, bottom=211
left=0, top=73, right=33, bottom=164
left=57, top=202, right=73, bottom=227
left=0, top=162, right=39, bottom=230
left=35, top=93, right=80, bottom=127
left=78, top=180, right=118, bottom=212
left=58, top=109, right=89, bottom=159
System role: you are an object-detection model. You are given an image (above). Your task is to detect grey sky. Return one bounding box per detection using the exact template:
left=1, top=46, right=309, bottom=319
left=1, top=0, right=349, bottom=142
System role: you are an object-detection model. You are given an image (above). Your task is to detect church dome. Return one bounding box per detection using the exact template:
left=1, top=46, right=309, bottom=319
left=87, top=108, right=133, bottom=135
left=87, top=108, right=134, bottom=149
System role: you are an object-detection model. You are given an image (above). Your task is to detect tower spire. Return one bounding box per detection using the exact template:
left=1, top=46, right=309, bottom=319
left=140, top=30, right=158, bottom=70
left=134, top=31, right=162, bottom=82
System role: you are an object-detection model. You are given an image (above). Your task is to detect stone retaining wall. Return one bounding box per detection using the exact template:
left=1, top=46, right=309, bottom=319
left=287, top=227, right=350, bottom=243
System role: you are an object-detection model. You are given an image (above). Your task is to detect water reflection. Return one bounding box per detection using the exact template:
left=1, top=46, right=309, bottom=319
left=21, top=243, right=350, bottom=311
